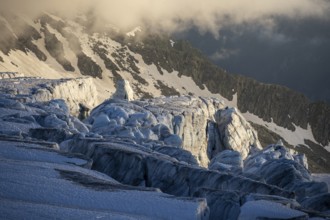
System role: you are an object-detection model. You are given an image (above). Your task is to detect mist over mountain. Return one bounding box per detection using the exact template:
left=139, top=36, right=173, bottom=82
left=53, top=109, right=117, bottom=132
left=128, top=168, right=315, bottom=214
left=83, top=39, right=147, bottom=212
left=176, top=16, right=330, bottom=102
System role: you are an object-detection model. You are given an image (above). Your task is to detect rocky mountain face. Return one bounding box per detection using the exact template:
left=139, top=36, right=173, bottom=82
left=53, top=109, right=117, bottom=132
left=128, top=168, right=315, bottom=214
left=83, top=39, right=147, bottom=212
left=1, top=78, right=329, bottom=219
left=129, top=34, right=330, bottom=148
left=0, top=11, right=329, bottom=171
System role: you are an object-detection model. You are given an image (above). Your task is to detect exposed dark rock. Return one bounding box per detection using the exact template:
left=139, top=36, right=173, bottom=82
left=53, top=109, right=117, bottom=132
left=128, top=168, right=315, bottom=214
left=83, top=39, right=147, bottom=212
left=298, top=140, right=330, bottom=173
left=154, top=80, right=180, bottom=96
left=111, top=47, right=140, bottom=74
left=16, top=25, right=47, bottom=61
left=77, top=53, right=102, bottom=78
left=237, top=80, right=309, bottom=131
left=0, top=14, right=46, bottom=61
left=42, top=27, right=74, bottom=72
left=250, top=122, right=293, bottom=148
left=91, top=42, right=121, bottom=80
left=308, top=102, right=330, bottom=146
left=39, top=14, right=102, bottom=79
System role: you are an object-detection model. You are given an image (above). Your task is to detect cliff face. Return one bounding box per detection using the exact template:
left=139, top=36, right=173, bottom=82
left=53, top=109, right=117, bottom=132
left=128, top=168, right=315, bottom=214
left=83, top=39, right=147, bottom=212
left=309, top=102, right=330, bottom=145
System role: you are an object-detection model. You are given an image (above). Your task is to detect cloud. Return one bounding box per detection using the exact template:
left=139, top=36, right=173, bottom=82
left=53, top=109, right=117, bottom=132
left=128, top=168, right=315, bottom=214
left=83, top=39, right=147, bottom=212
left=1, top=0, right=330, bottom=35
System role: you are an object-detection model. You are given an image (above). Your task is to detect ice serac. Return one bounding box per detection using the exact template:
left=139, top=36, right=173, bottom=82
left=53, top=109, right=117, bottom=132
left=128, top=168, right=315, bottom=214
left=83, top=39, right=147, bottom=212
left=111, top=79, right=135, bottom=101
left=0, top=92, right=209, bottom=220
left=244, top=143, right=329, bottom=201
left=214, top=107, right=262, bottom=160
left=87, top=96, right=226, bottom=166
left=65, top=137, right=293, bottom=199
left=1, top=86, right=330, bottom=219
left=209, top=150, right=243, bottom=173
left=87, top=96, right=263, bottom=166
left=0, top=77, right=98, bottom=116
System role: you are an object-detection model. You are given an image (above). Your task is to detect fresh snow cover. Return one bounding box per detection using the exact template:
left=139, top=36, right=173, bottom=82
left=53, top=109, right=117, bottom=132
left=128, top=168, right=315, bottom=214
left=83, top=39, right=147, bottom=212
left=126, top=26, right=142, bottom=37
left=133, top=54, right=236, bottom=105
left=0, top=50, right=61, bottom=78
left=243, top=111, right=318, bottom=148
left=0, top=198, right=151, bottom=220
left=0, top=142, right=208, bottom=220
left=0, top=140, right=88, bottom=167
left=0, top=159, right=208, bottom=220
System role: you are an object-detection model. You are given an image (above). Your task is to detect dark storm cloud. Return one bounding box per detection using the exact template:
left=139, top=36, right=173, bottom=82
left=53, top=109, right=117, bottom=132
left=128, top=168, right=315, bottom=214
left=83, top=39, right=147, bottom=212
left=195, top=16, right=330, bottom=102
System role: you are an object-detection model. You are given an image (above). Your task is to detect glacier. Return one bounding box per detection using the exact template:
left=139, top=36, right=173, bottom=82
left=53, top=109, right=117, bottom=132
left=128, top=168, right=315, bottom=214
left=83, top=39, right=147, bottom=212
left=0, top=77, right=329, bottom=219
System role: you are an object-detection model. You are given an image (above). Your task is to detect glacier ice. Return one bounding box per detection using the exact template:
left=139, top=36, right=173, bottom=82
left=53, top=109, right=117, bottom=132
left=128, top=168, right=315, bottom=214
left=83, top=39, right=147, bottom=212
left=0, top=78, right=329, bottom=219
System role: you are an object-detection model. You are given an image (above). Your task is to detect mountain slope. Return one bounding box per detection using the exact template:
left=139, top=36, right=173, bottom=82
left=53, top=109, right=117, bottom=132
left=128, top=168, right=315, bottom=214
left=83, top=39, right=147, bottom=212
left=0, top=12, right=329, bottom=172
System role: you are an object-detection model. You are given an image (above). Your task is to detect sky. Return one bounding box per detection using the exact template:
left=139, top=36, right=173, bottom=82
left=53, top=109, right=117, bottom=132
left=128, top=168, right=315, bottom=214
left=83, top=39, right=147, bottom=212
left=1, top=0, right=330, bottom=101
left=178, top=16, right=330, bottom=102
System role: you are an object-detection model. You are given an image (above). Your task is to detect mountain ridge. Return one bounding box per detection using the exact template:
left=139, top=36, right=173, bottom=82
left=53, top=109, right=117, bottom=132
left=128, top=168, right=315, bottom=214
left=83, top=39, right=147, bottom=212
left=0, top=12, right=329, bottom=171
